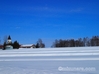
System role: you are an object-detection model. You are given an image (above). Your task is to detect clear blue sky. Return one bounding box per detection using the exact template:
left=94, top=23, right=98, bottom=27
left=0, top=0, right=99, bottom=47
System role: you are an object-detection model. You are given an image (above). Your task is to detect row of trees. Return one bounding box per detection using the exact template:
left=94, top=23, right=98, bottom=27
left=2, top=35, right=99, bottom=48
left=52, top=36, right=99, bottom=47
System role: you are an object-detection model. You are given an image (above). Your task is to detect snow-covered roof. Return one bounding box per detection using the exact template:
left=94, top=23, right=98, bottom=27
left=21, top=44, right=35, bottom=47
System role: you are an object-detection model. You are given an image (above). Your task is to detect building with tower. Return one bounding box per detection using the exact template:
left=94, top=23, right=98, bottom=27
left=5, top=35, right=13, bottom=49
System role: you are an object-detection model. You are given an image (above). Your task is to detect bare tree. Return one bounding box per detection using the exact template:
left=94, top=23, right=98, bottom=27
left=3, top=35, right=7, bottom=43
left=37, top=39, right=45, bottom=48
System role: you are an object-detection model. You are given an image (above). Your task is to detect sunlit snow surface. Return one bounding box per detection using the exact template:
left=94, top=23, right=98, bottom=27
left=0, top=47, right=99, bottom=74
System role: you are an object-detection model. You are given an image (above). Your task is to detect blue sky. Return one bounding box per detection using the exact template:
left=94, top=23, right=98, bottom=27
left=0, top=0, right=99, bottom=47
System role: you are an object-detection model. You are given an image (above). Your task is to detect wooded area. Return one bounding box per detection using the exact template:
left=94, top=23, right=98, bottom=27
left=52, top=36, right=99, bottom=47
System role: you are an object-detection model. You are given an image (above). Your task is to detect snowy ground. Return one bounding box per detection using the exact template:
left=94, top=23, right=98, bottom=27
left=0, top=47, right=99, bottom=74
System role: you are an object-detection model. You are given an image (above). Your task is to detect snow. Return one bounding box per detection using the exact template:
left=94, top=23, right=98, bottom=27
left=0, top=47, right=99, bottom=74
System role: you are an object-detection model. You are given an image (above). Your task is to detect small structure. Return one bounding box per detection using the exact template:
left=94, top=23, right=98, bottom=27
left=20, top=44, right=36, bottom=48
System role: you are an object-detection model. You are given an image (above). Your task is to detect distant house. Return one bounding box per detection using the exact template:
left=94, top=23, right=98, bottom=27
left=0, top=45, right=3, bottom=49
left=20, top=44, right=36, bottom=48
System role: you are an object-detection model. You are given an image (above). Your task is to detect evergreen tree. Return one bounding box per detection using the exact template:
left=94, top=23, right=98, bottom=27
left=13, top=41, right=20, bottom=49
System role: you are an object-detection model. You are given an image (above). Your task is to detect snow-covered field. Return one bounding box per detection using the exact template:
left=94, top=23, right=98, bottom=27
left=0, top=47, right=99, bottom=74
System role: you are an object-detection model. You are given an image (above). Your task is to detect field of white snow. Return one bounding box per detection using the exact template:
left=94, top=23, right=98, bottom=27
left=0, top=47, right=99, bottom=74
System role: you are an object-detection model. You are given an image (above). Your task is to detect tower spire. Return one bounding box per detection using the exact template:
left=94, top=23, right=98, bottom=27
left=8, top=35, right=11, bottom=40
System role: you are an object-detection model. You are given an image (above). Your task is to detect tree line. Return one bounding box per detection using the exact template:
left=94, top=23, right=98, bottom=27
left=1, top=35, right=99, bottom=49
left=52, top=36, right=99, bottom=47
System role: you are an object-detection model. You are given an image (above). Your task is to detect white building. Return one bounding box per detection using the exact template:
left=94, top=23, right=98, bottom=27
left=5, top=36, right=13, bottom=49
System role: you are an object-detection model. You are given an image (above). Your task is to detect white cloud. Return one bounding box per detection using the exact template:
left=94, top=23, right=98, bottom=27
left=3, top=5, right=83, bottom=13
left=71, top=25, right=86, bottom=29
left=15, top=26, right=21, bottom=29
left=70, top=8, right=83, bottom=13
